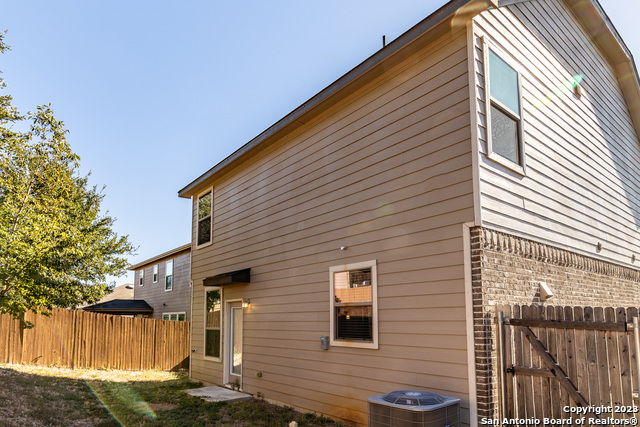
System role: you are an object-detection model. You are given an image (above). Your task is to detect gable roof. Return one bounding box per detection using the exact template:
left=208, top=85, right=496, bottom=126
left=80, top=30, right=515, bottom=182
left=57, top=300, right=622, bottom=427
left=128, top=243, right=191, bottom=271
left=98, top=283, right=134, bottom=302
left=560, top=0, right=640, bottom=132
left=178, top=0, right=640, bottom=198
left=178, top=0, right=484, bottom=198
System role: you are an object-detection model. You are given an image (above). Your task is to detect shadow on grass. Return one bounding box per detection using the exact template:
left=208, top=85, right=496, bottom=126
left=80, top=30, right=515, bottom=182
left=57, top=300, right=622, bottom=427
left=0, top=366, right=344, bottom=427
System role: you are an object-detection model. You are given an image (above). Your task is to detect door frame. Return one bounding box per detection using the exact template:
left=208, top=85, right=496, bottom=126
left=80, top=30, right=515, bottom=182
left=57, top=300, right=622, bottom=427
left=223, top=299, right=243, bottom=387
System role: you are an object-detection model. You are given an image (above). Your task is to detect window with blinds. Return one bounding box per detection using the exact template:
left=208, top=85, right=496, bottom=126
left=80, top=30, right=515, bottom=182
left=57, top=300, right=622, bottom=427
left=330, top=260, right=378, bottom=349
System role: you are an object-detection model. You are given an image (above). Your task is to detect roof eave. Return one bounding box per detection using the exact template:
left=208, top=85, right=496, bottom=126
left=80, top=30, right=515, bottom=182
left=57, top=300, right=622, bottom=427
left=128, top=243, right=191, bottom=271
left=563, top=0, right=640, bottom=136
left=178, top=0, right=489, bottom=198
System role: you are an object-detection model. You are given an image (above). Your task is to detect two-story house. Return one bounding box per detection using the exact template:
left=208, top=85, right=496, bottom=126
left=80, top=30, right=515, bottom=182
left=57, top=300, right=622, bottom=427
left=178, top=0, right=640, bottom=425
left=128, top=244, right=192, bottom=321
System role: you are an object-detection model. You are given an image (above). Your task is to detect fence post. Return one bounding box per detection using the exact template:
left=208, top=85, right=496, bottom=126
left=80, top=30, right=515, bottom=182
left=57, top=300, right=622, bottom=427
left=496, top=310, right=507, bottom=419
left=633, top=316, right=640, bottom=403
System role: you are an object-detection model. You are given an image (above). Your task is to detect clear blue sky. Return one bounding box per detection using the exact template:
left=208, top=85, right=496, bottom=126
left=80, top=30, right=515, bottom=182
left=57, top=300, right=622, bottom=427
left=2, top=0, right=638, bottom=287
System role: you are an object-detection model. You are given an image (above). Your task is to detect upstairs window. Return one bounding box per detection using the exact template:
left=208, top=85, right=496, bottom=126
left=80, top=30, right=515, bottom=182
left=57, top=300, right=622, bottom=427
left=197, top=190, right=212, bottom=246
left=165, top=260, right=173, bottom=291
left=330, top=260, right=378, bottom=349
left=138, top=270, right=144, bottom=286
left=486, top=46, right=524, bottom=171
left=153, top=264, right=158, bottom=283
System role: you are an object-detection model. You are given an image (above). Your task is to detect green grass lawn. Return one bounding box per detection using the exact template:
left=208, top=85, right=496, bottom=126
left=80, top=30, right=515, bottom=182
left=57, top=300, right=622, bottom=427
left=0, top=364, right=344, bottom=426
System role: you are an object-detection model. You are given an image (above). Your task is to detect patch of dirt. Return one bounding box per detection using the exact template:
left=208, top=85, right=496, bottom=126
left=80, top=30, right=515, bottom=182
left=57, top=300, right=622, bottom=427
left=149, top=402, right=179, bottom=412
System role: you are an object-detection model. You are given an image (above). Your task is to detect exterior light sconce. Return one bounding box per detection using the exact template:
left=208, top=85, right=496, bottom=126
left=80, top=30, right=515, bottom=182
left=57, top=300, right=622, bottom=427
left=633, top=254, right=637, bottom=263
left=539, top=282, right=554, bottom=302
left=242, top=299, right=251, bottom=308
left=573, top=83, right=582, bottom=99
left=596, top=242, right=603, bottom=252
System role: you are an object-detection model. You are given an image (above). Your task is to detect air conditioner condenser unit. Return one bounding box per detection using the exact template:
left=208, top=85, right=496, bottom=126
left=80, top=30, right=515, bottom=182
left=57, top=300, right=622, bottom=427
left=368, top=390, right=461, bottom=427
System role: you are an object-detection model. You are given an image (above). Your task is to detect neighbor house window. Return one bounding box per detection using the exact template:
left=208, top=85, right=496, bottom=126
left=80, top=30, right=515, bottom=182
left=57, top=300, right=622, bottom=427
left=153, top=265, right=158, bottom=283
left=197, top=190, right=212, bottom=246
left=330, top=260, right=378, bottom=349
left=165, top=260, right=173, bottom=291
left=205, top=289, right=221, bottom=359
left=486, top=45, right=524, bottom=171
left=163, top=312, right=186, bottom=321
left=138, top=270, right=144, bottom=286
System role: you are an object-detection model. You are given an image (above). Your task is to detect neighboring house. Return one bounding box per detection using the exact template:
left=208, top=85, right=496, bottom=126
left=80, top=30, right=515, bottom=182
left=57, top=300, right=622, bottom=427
left=82, top=299, right=153, bottom=317
left=128, top=244, right=191, bottom=321
left=178, top=0, right=640, bottom=425
left=102, top=283, right=135, bottom=301
left=84, top=283, right=135, bottom=304
left=82, top=283, right=155, bottom=317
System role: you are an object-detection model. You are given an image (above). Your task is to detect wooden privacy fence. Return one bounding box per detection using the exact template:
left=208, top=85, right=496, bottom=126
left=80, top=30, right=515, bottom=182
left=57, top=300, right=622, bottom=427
left=0, top=308, right=190, bottom=371
left=497, top=305, right=640, bottom=421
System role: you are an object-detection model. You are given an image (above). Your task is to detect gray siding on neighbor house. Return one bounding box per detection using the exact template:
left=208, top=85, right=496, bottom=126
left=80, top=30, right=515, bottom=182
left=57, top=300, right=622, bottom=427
left=134, top=249, right=191, bottom=321
left=189, top=26, right=474, bottom=426
left=472, top=0, right=640, bottom=267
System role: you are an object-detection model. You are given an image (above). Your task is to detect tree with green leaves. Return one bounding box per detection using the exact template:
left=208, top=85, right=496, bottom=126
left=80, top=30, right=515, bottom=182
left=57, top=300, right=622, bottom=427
left=0, top=31, right=135, bottom=323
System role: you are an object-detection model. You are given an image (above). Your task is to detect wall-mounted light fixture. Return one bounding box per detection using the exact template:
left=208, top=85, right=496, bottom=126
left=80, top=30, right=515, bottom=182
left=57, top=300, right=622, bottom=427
left=242, top=299, right=251, bottom=308
left=573, top=83, right=582, bottom=99
left=539, top=282, right=554, bottom=302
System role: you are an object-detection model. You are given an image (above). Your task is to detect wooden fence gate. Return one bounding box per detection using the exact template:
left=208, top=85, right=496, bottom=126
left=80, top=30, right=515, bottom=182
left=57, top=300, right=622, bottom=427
left=497, top=305, right=640, bottom=421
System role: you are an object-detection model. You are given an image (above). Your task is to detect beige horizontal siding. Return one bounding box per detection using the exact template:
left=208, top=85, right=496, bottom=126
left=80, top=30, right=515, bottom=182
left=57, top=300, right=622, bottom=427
left=190, top=26, right=473, bottom=426
left=473, top=0, right=640, bottom=267
left=133, top=250, right=191, bottom=320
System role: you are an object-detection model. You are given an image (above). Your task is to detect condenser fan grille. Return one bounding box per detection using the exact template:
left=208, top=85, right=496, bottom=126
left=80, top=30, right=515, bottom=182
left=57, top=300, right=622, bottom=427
left=381, top=390, right=445, bottom=406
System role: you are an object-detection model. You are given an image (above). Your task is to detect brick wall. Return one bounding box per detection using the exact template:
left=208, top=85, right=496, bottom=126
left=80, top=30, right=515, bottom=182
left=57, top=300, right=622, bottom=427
left=471, top=226, right=640, bottom=421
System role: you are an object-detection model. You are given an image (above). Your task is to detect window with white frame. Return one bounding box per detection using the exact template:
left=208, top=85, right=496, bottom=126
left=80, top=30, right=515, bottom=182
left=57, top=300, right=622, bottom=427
left=486, top=44, right=524, bottom=171
left=330, top=260, right=378, bottom=349
left=205, top=288, right=221, bottom=359
left=138, top=270, right=144, bottom=286
left=153, top=264, right=158, bottom=283
left=165, top=260, right=173, bottom=291
left=162, top=312, right=186, bottom=321
left=197, top=190, right=212, bottom=246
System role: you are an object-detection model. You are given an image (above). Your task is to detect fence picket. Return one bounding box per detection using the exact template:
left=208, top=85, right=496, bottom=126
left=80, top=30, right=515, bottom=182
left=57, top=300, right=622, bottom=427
left=595, top=307, right=610, bottom=407
left=617, top=308, right=633, bottom=409
left=573, top=306, right=588, bottom=406
left=605, top=307, right=623, bottom=413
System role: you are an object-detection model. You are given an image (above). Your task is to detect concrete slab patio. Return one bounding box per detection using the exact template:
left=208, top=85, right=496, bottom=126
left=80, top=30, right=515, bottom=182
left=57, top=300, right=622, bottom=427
left=186, top=386, right=253, bottom=403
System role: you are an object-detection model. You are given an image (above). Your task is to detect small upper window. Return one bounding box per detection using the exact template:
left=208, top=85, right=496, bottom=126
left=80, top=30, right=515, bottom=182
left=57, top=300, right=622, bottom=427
left=153, top=265, right=158, bottom=283
left=197, top=190, right=212, bottom=246
left=330, top=260, right=378, bottom=349
left=163, top=312, right=186, bottom=321
left=487, top=47, right=524, bottom=170
left=165, top=260, right=173, bottom=291
left=138, top=270, right=144, bottom=286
